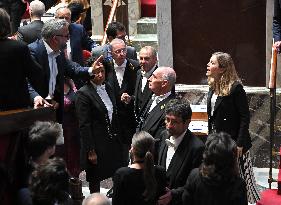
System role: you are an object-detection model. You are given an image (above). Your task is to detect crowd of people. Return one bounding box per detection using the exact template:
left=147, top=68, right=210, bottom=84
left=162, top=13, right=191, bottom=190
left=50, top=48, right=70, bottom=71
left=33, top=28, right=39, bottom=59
left=0, top=0, right=267, bottom=204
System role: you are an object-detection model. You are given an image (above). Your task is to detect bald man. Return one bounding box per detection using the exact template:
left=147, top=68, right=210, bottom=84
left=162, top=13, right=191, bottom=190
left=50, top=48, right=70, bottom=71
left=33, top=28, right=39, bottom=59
left=82, top=193, right=110, bottom=205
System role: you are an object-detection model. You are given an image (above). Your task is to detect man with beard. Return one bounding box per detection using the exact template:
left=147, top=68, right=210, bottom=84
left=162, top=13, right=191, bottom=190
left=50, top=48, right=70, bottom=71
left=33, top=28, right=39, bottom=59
left=27, top=18, right=96, bottom=122
left=157, top=98, right=205, bottom=205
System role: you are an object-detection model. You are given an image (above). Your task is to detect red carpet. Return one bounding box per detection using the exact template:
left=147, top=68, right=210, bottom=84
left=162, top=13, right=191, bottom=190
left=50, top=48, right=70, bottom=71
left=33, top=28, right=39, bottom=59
left=257, top=189, right=281, bottom=205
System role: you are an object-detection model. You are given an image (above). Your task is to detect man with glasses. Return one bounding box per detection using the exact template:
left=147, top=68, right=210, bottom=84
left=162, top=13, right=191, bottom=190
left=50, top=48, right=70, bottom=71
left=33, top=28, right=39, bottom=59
left=27, top=18, right=97, bottom=122
left=105, top=38, right=139, bottom=152
left=92, top=21, right=138, bottom=62
left=157, top=99, right=205, bottom=205
left=55, top=7, right=96, bottom=67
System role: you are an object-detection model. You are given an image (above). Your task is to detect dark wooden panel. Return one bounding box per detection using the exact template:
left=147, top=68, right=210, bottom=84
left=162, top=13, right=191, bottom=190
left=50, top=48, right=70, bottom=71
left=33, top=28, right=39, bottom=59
left=171, top=0, right=266, bottom=86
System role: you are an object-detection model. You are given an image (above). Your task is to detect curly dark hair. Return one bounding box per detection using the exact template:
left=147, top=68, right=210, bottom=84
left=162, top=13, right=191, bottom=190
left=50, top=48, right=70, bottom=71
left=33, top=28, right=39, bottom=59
left=30, top=158, right=70, bottom=205
left=200, top=132, right=238, bottom=182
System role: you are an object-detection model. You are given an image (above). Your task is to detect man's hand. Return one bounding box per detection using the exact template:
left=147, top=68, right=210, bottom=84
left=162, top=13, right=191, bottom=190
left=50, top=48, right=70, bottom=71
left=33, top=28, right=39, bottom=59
left=237, top=146, right=243, bottom=158
left=91, top=55, right=104, bottom=74
left=158, top=187, right=172, bottom=205
left=34, top=96, right=52, bottom=109
left=273, top=41, right=281, bottom=50
left=88, top=150, right=97, bottom=165
left=121, top=93, right=131, bottom=104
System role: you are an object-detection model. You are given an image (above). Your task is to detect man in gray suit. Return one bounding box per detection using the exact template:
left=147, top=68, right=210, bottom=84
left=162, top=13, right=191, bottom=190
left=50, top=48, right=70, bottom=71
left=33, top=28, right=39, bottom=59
left=92, top=21, right=138, bottom=61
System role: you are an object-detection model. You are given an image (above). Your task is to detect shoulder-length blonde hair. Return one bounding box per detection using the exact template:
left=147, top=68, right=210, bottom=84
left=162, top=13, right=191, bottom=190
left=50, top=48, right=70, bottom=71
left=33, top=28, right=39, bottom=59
left=207, top=52, right=241, bottom=96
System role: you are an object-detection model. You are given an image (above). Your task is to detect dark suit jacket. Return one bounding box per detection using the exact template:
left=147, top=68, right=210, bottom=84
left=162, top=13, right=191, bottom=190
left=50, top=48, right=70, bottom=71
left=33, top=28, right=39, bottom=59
left=139, top=94, right=174, bottom=139
left=273, top=0, right=281, bottom=42
left=92, top=43, right=138, bottom=61
left=75, top=82, right=125, bottom=182
left=207, top=81, right=252, bottom=152
left=104, top=59, right=139, bottom=144
left=17, top=20, right=44, bottom=44
left=158, top=130, right=205, bottom=205
left=0, top=39, right=39, bottom=110
left=69, top=23, right=96, bottom=66
left=134, top=66, right=157, bottom=120
left=27, top=39, right=90, bottom=121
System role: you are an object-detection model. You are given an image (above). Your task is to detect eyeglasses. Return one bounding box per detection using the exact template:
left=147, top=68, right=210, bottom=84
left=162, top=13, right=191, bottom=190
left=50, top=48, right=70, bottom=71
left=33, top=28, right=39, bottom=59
left=56, top=34, right=70, bottom=39
left=113, top=48, right=127, bottom=54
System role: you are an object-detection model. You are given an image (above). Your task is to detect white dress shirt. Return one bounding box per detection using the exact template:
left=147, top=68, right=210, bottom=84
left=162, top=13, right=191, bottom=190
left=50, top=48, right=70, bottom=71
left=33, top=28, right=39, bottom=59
left=165, top=130, right=186, bottom=170
left=211, top=93, right=218, bottom=116
left=114, top=59, right=127, bottom=88
left=66, top=39, right=72, bottom=60
left=91, top=82, right=113, bottom=122
left=43, top=40, right=60, bottom=96
left=149, top=91, right=171, bottom=112
left=141, top=65, right=156, bottom=92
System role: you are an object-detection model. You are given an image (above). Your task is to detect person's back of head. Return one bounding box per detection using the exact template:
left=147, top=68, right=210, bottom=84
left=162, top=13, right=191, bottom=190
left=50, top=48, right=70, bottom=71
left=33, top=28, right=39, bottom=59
left=0, top=8, right=11, bottom=39
left=27, top=121, right=61, bottom=163
left=201, top=132, right=238, bottom=182
left=82, top=193, right=110, bottom=205
left=29, top=0, right=45, bottom=19
left=30, top=158, right=70, bottom=205
left=131, top=131, right=157, bottom=201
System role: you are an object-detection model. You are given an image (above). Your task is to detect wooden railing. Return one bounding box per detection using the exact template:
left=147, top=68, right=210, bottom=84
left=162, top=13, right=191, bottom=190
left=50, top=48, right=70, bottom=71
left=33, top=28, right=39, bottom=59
left=101, top=0, right=119, bottom=45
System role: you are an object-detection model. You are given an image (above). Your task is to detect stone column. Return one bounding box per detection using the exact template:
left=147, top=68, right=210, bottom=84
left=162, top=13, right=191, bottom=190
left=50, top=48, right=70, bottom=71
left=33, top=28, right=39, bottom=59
left=91, top=0, right=104, bottom=39
left=128, top=0, right=141, bottom=35
left=156, top=0, right=173, bottom=67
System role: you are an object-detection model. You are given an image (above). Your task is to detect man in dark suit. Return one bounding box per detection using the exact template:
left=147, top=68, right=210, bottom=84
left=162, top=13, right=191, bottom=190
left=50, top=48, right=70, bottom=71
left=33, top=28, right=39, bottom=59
left=274, top=0, right=281, bottom=50
left=92, top=21, right=138, bottom=62
left=28, top=18, right=96, bottom=122
left=104, top=38, right=139, bottom=146
left=157, top=99, right=205, bottom=205
left=16, top=0, right=45, bottom=44
left=121, top=46, right=158, bottom=121
left=55, top=7, right=96, bottom=66
left=0, top=8, right=40, bottom=111
left=138, top=66, right=176, bottom=139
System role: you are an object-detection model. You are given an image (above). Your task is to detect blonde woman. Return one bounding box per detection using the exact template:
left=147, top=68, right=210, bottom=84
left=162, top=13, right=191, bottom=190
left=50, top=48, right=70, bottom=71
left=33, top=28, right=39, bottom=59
left=206, top=52, right=260, bottom=203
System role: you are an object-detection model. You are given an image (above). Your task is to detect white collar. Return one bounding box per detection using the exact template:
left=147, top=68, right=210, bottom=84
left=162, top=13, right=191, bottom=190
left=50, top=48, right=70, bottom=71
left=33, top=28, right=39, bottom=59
left=141, top=64, right=156, bottom=78
left=113, top=59, right=127, bottom=68
left=43, top=39, right=60, bottom=57
left=170, top=129, right=187, bottom=149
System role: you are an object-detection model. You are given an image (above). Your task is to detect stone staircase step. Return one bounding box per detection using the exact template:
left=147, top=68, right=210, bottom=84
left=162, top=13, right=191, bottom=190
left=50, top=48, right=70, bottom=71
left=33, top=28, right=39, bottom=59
left=137, top=17, right=157, bottom=34
left=131, top=34, right=158, bottom=51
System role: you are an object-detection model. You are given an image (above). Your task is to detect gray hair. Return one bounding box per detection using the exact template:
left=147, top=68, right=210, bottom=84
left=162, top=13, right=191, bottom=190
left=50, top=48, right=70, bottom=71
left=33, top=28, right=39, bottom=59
left=41, top=19, right=68, bottom=40
left=55, top=6, right=71, bottom=18
left=140, top=46, right=157, bottom=58
left=109, top=38, right=125, bottom=51
left=30, top=0, right=45, bottom=17
left=159, top=67, right=176, bottom=86
left=82, top=193, right=110, bottom=205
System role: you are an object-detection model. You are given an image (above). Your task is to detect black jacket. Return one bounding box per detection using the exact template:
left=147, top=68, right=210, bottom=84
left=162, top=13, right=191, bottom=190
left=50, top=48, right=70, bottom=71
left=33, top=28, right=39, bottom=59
left=207, top=82, right=252, bottom=152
